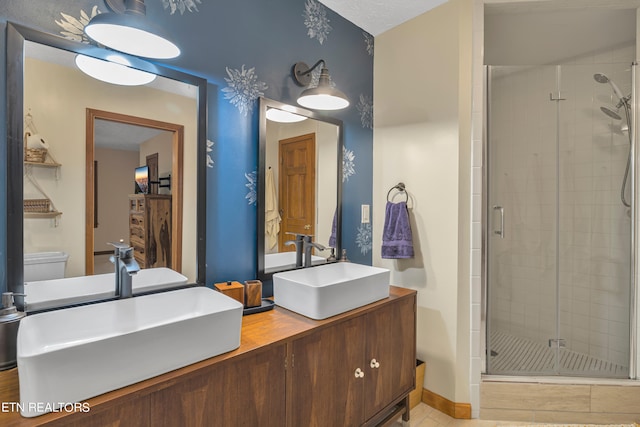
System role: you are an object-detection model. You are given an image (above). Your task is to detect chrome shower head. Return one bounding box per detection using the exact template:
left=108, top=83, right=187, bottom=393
left=594, top=73, right=625, bottom=100
left=600, top=105, right=622, bottom=120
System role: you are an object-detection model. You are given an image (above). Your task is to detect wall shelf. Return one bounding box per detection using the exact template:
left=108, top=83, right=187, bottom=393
left=24, top=211, right=62, bottom=219
left=24, top=160, right=61, bottom=168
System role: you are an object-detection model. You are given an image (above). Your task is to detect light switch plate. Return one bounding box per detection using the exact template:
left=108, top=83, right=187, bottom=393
left=361, top=204, right=370, bottom=224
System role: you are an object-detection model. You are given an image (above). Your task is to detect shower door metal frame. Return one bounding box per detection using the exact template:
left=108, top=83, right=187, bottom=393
left=631, top=62, right=638, bottom=380
left=482, top=64, right=638, bottom=378
left=481, top=65, right=490, bottom=374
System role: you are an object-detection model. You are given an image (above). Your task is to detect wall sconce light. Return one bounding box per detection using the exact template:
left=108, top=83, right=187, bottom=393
left=266, top=107, right=307, bottom=123
left=75, top=54, right=157, bottom=86
left=84, top=0, right=180, bottom=59
left=292, top=60, right=349, bottom=110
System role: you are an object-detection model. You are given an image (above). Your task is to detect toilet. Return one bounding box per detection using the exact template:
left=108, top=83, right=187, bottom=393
left=23, top=252, right=69, bottom=282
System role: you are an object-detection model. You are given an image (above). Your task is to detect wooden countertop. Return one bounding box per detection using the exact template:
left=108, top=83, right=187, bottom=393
left=0, top=285, right=416, bottom=426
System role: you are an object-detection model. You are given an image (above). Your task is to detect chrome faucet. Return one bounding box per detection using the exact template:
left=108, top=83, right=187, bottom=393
left=284, top=233, right=306, bottom=268
left=109, top=241, right=140, bottom=298
left=303, top=235, right=326, bottom=268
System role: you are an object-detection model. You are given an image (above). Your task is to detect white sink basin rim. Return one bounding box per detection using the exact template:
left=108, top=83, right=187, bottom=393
left=17, top=286, right=243, bottom=417
left=273, top=262, right=390, bottom=320
left=264, top=252, right=326, bottom=273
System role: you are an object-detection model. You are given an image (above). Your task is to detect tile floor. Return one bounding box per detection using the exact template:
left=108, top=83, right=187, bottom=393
left=392, top=404, right=528, bottom=427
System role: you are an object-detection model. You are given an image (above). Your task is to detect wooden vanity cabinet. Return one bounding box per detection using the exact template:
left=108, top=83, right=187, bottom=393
left=0, top=287, right=416, bottom=427
left=288, top=294, right=416, bottom=427
left=149, top=344, right=286, bottom=427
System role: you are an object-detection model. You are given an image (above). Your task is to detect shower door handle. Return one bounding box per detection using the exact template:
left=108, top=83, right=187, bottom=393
left=493, top=205, right=504, bottom=238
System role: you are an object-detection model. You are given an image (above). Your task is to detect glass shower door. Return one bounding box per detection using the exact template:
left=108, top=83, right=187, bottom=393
left=556, top=64, right=631, bottom=378
left=486, top=65, right=560, bottom=376
left=486, top=63, right=633, bottom=378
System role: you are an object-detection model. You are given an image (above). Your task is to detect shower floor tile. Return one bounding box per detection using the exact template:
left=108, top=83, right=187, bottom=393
left=489, top=330, right=628, bottom=377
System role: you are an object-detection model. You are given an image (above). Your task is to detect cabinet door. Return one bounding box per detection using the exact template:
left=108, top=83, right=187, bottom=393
left=364, top=295, right=416, bottom=420
left=290, top=317, right=365, bottom=427
left=150, top=344, right=286, bottom=427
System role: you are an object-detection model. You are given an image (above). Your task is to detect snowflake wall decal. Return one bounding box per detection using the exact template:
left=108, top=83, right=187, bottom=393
left=343, top=146, right=356, bottom=182
left=163, top=0, right=201, bottom=15
left=357, top=94, right=373, bottom=129
left=363, top=32, right=374, bottom=56
left=55, top=6, right=100, bottom=43
left=356, top=223, right=372, bottom=255
left=206, top=139, right=214, bottom=168
left=245, top=171, right=257, bottom=205
left=222, top=65, right=268, bottom=117
left=303, top=0, right=332, bottom=45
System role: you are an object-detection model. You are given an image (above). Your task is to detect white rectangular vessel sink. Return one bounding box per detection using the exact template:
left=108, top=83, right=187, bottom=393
left=17, top=287, right=243, bottom=417
left=264, top=252, right=326, bottom=273
left=273, top=262, right=390, bottom=320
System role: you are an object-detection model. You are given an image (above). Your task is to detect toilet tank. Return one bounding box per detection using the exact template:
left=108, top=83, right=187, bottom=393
left=23, top=252, right=69, bottom=282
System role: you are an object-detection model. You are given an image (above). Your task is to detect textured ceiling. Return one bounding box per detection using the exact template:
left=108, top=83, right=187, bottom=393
left=318, top=0, right=449, bottom=36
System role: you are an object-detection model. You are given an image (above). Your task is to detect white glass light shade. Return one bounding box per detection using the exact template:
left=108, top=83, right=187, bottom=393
left=297, top=88, right=350, bottom=110
left=84, top=13, right=180, bottom=59
left=295, top=65, right=349, bottom=110
left=266, top=108, right=307, bottom=123
left=75, top=54, right=157, bottom=86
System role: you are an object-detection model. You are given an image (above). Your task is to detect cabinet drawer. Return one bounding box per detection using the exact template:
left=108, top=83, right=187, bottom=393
left=130, top=214, right=144, bottom=228
left=129, top=234, right=145, bottom=248
left=129, top=226, right=145, bottom=241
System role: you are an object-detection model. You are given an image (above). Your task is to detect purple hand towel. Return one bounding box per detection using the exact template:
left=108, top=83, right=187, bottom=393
left=382, top=201, right=414, bottom=259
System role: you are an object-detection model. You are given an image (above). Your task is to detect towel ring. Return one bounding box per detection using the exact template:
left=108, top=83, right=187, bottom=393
left=387, top=182, right=408, bottom=202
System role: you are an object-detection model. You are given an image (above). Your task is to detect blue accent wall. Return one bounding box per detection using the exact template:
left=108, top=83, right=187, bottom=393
left=0, top=0, right=373, bottom=292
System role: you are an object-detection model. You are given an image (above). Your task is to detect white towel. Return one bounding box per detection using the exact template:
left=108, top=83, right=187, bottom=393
left=265, top=168, right=281, bottom=249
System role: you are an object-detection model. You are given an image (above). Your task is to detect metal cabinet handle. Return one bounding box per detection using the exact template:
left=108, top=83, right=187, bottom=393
left=493, top=205, right=504, bottom=239
left=354, top=368, right=364, bottom=378
left=370, top=358, right=380, bottom=369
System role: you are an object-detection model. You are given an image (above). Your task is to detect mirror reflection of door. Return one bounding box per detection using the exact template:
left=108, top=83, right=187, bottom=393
left=278, top=133, right=316, bottom=252
left=87, top=110, right=184, bottom=276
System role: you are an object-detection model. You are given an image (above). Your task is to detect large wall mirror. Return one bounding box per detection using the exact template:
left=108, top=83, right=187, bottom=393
left=257, top=97, right=342, bottom=280
left=6, top=23, right=207, bottom=310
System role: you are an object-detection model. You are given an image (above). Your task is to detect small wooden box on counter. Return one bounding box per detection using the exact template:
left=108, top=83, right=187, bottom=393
left=244, top=280, right=262, bottom=308
left=214, top=281, right=244, bottom=305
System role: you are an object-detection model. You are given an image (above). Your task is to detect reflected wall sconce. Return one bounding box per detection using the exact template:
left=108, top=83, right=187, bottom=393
left=266, top=107, right=307, bottom=123
left=75, top=54, right=157, bottom=86
left=84, top=0, right=180, bottom=59
left=292, top=60, right=349, bottom=110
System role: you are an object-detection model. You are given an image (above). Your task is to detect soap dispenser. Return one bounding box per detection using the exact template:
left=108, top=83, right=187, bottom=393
left=0, top=292, right=26, bottom=370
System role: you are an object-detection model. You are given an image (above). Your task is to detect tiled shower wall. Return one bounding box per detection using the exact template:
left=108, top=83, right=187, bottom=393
left=487, top=44, right=634, bottom=369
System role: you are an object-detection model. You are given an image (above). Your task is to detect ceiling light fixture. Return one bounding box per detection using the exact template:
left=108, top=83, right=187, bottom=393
left=75, top=54, right=157, bottom=86
left=84, top=0, right=180, bottom=59
left=292, top=59, right=349, bottom=110
left=266, top=108, right=307, bottom=123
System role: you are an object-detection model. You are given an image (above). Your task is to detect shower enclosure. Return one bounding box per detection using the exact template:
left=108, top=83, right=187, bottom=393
left=485, top=62, right=635, bottom=378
